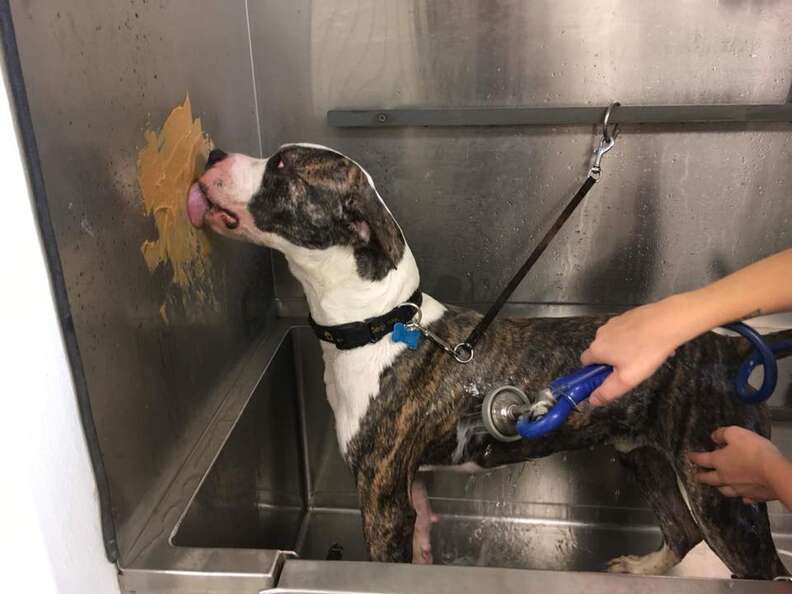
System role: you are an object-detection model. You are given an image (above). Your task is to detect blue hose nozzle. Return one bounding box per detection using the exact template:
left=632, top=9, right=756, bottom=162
left=516, top=364, right=611, bottom=439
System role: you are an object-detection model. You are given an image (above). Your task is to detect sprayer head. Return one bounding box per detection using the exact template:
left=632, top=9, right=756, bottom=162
left=481, top=386, right=531, bottom=442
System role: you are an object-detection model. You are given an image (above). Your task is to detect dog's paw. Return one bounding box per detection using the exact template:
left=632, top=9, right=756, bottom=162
left=412, top=543, right=433, bottom=564
left=410, top=479, right=438, bottom=564
left=412, top=519, right=436, bottom=564
left=607, top=546, right=678, bottom=575
left=411, top=512, right=438, bottom=565
left=607, top=554, right=644, bottom=574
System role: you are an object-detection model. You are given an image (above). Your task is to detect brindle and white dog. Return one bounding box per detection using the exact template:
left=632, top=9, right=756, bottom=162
left=187, top=143, right=789, bottom=579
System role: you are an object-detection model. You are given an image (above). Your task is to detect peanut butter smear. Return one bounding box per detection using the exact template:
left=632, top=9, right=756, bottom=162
left=137, top=96, right=219, bottom=321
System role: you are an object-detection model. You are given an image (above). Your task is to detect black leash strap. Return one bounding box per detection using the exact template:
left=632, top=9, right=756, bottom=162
left=458, top=102, right=621, bottom=359
left=462, top=175, right=598, bottom=351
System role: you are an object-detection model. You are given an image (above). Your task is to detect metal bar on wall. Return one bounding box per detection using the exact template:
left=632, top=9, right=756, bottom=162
left=327, top=104, right=792, bottom=128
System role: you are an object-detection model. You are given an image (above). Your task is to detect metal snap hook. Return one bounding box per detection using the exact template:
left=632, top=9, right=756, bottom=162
left=590, top=136, right=615, bottom=179
left=589, top=101, right=620, bottom=178
left=399, top=302, right=474, bottom=363
left=601, top=101, right=621, bottom=143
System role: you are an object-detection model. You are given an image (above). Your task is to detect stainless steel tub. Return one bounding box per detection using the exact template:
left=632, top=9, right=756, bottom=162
left=118, top=321, right=792, bottom=593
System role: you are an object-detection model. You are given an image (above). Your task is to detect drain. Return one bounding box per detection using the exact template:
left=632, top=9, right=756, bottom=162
left=326, top=543, right=344, bottom=560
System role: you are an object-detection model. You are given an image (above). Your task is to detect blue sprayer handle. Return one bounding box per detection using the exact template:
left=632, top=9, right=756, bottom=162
left=550, top=363, right=614, bottom=406
left=516, top=364, right=612, bottom=439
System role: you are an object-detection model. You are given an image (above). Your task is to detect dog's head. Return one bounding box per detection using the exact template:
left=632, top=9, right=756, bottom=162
left=187, top=144, right=405, bottom=281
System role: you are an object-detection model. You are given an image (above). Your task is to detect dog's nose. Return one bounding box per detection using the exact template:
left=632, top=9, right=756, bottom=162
left=206, top=149, right=229, bottom=169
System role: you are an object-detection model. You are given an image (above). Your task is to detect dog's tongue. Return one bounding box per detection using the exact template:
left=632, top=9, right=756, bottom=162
left=186, top=182, right=209, bottom=228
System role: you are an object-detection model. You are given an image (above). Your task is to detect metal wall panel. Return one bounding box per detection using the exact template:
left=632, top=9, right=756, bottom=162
left=10, top=0, right=274, bottom=560
left=247, top=0, right=792, bottom=311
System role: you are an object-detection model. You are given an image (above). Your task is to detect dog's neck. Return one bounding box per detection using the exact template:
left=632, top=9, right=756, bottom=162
left=283, top=242, right=421, bottom=326
left=276, top=237, right=445, bottom=457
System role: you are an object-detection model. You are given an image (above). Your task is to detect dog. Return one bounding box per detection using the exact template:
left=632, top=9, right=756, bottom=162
left=187, top=143, right=790, bottom=579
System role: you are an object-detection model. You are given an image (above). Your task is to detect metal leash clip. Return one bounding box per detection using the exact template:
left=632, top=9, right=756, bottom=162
left=589, top=101, right=620, bottom=179
left=401, top=303, right=474, bottom=363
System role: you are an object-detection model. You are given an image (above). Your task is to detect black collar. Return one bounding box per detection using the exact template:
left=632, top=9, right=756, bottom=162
left=308, top=287, right=422, bottom=350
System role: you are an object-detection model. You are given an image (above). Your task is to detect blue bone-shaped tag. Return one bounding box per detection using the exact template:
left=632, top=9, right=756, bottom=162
left=392, top=322, right=422, bottom=350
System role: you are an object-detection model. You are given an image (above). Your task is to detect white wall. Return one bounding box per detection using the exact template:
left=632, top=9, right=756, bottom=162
left=0, top=55, right=121, bottom=594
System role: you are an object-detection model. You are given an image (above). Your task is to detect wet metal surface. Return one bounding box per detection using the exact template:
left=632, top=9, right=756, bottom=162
left=9, top=0, right=274, bottom=560
left=273, top=560, right=792, bottom=594
left=248, top=0, right=792, bottom=319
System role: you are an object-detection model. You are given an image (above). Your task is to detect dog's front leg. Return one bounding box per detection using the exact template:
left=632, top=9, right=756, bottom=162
left=357, top=471, right=416, bottom=562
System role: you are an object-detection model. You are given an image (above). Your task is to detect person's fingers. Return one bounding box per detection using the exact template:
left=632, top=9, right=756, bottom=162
left=580, top=348, right=596, bottom=366
left=688, top=451, right=715, bottom=468
left=695, top=471, right=724, bottom=486
left=710, top=427, right=731, bottom=446
left=718, top=486, right=738, bottom=497
left=588, top=388, right=613, bottom=407
left=588, top=374, right=631, bottom=406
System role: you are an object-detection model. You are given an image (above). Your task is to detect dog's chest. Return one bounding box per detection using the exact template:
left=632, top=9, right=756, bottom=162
left=320, top=295, right=447, bottom=457
left=321, top=339, right=407, bottom=456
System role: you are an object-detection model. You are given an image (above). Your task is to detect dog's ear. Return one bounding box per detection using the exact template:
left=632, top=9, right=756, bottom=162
left=341, top=185, right=404, bottom=267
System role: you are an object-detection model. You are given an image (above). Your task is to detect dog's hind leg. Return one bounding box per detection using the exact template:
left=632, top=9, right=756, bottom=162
left=677, top=457, right=788, bottom=579
left=410, top=479, right=439, bottom=564
left=608, top=446, right=702, bottom=575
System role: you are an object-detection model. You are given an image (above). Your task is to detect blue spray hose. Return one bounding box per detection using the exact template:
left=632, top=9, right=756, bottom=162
left=724, top=322, right=792, bottom=404
left=515, top=321, right=792, bottom=439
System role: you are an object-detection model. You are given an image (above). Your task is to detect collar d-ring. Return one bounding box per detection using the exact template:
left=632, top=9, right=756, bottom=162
left=399, top=301, right=422, bottom=326
left=453, top=342, right=474, bottom=364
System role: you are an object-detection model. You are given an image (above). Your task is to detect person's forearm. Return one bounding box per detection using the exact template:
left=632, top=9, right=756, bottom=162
left=661, top=248, right=792, bottom=346
left=763, top=452, right=792, bottom=511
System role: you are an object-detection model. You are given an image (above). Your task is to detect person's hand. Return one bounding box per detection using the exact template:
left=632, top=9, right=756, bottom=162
left=580, top=298, right=685, bottom=406
left=688, top=426, right=786, bottom=504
